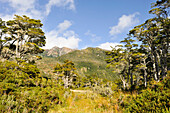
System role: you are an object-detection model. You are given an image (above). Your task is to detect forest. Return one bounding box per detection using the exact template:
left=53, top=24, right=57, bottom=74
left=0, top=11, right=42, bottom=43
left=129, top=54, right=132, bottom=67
left=0, top=0, right=169, bottom=112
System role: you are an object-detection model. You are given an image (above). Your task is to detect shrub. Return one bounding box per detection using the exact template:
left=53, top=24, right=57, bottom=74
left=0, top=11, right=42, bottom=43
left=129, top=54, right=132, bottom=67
left=121, top=76, right=170, bottom=113
left=0, top=61, right=68, bottom=112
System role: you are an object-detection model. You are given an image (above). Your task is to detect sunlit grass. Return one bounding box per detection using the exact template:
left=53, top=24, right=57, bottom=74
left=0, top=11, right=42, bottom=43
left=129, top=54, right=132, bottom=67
left=49, top=92, right=116, bottom=113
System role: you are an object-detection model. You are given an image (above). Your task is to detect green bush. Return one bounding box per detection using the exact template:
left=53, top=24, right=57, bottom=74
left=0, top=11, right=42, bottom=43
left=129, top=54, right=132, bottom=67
left=0, top=61, right=67, bottom=112
left=121, top=77, right=170, bottom=113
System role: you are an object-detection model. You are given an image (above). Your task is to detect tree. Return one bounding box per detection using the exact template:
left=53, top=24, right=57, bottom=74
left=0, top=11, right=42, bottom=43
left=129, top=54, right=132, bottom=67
left=53, top=60, right=78, bottom=88
left=0, top=18, right=10, bottom=60
left=106, top=0, right=169, bottom=88
left=0, top=15, right=46, bottom=62
left=120, top=36, right=140, bottom=87
left=129, top=0, right=169, bottom=81
left=106, top=36, right=144, bottom=89
left=106, top=45, right=128, bottom=89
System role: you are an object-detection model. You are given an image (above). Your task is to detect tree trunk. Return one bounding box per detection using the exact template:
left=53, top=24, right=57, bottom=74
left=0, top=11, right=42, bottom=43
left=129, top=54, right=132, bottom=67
left=154, top=51, right=160, bottom=81
left=65, top=75, right=69, bottom=89
left=122, top=80, right=126, bottom=90
left=151, top=49, right=158, bottom=81
left=120, top=75, right=126, bottom=90
left=153, top=62, right=158, bottom=81
left=144, top=69, right=147, bottom=87
left=150, top=41, right=159, bottom=81
left=162, top=38, right=168, bottom=79
left=143, top=60, right=147, bottom=87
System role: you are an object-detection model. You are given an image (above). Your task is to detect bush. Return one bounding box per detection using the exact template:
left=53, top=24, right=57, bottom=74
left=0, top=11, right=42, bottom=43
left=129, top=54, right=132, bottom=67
left=0, top=61, right=68, bottom=112
left=92, top=86, right=113, bottom=97
left=121, top=76, right=170, bottom=113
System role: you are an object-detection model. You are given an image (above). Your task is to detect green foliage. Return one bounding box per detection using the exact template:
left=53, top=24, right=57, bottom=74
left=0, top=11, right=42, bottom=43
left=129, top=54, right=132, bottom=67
left=0, top=1, right=169, bottom=112
left=129, top=0, right=169, bottom=82
left=53, top=60, right=78, bottom=88
left=121, top=76, right=170, bottom=112
left=106, top=0, right=169, bottom=90
left=37, top=47, right=117, bottom=81
left=0, top=15, right=46, bottom=63
left=55, top=47, right=117, bottom=81
left=0, top=61, right=68, bottom=112
left=106, top=37, right=141, bottom=90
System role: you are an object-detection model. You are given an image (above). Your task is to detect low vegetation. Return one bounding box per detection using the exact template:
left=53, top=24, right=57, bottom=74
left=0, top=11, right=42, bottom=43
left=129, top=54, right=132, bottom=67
left=0, top=0, right=169, bottom=112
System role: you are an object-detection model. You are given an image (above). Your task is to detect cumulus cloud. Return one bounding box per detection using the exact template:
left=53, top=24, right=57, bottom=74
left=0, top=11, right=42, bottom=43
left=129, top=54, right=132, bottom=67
left=57, top=20, right=72, bottom=34
left=45, top=0, right=75, bottom=16
left=97, top=42, right=120, bottom=50
left=85, top=30, right=101, bottom=42
left=109, top=12, right=139, bottom=36
left=44, top=20, right=81, bottom=49
left=45, top=30, right=81, bottom=49
left=0, top=0, right=76, bottom=20
left=0, top=0, right=43, bottom=20
left=4, top=0, right=36, bottom=12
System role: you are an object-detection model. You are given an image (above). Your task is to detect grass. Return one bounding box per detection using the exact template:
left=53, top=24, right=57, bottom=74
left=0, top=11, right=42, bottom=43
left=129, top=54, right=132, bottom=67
left=49, top=92, right=116, bottom=113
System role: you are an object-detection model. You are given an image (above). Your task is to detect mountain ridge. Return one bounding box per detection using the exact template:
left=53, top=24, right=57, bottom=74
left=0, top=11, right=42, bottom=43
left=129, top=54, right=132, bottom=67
left=42, top=46, right=76, bottom=57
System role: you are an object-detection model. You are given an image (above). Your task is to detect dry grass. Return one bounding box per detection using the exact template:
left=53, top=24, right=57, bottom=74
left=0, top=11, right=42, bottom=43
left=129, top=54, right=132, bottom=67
left=48, top=92, right=118, bottom=113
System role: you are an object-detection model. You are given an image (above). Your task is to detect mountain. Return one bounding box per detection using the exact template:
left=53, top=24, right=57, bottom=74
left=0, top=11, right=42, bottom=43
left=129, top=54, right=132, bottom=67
left=56, top=47, right=117, bottom=80
left=37, top=47, right=118, bottom=81
left=42, top=46, right=76, bottom=57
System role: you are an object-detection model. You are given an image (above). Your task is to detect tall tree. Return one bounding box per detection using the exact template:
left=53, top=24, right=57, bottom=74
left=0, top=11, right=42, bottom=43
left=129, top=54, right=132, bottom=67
left=106, top=37, right=143, bottom=89
left=120, top=36, right=139, bottom=86
left=129, top=0, right=169, bottom=81
left=106, top=46, right=128, bottom=89
left=0, top=15, right=46, bottom=62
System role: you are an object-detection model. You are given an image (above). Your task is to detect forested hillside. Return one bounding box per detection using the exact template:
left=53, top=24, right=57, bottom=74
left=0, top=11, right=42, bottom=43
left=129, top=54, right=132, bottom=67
left=37, top=47, right=117, bottom=81
left=0, top=0, right=169, bottom=112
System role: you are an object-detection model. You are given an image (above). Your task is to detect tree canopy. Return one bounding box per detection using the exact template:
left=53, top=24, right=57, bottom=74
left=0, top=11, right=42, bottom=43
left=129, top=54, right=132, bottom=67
left=0, top=15, right=46, bottom=63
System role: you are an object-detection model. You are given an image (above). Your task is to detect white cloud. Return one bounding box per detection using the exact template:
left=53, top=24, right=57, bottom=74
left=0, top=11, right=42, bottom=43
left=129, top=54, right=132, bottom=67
left=46, top=20, right=72, bottom=36
left=0, top=0, right=76, bottom=20
left=85, top=30, right=101, bottom=42
left=6, top=0, right=36, bottom=12
left=97, top=42, right=120, bottom=50
left=109, top=12, right=139, bottom=36
left=45, top=30, right=81, bottom=49
left=44, top=20, right=80, bottom=49
left=57, top=20, right=72, bottom=34
left=45, top=0, right=75, bottom=16
left=0, top=0, right=43, bottom=20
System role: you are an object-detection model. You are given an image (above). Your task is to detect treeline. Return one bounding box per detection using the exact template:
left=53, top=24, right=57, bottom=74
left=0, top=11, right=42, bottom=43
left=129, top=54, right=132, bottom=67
left=106, top=0, right=169, bottom=89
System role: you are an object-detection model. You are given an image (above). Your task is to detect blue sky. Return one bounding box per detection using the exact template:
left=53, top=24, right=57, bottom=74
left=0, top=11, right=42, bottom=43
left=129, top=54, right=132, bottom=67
left=0, top=0, right=155, bottom=50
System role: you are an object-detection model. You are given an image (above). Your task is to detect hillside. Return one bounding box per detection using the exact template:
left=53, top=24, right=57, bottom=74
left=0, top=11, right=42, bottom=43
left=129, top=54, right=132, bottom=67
left=37, top=47, right=118, bottom=81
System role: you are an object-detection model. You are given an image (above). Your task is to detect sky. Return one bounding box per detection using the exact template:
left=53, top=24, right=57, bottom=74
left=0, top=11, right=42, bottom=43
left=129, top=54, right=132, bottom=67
left=0, top=0, right=156, bottom=50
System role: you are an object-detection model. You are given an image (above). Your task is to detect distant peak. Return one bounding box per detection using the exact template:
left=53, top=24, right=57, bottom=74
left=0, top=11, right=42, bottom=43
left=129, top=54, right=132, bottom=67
left=42, top=46, right=75, bottom=57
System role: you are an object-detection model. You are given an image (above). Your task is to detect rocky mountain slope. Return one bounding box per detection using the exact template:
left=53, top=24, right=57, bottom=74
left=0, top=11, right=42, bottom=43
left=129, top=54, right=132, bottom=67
left=42, top=46, right=76, bottom=57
